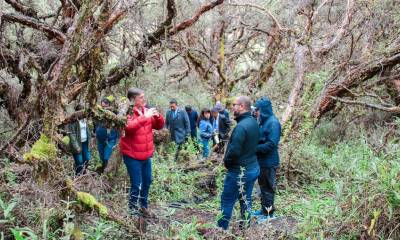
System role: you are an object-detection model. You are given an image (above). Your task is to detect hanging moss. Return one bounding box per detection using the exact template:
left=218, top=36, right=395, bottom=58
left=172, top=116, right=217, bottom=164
left=76, top=191, right=108, bottom=217
left=23, top=134, right=57, bottom=161
left=92, top=105, right=126, bottom=128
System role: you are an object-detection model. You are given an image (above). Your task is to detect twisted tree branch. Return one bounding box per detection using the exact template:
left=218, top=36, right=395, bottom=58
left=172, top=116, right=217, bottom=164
left=1, top=12, right=66, bottom=44
left=4, top=0, right=39, bottom=18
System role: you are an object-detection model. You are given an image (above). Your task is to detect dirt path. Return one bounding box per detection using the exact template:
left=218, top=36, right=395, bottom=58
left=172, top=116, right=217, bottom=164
left=144, top=203, right=298, bottom=239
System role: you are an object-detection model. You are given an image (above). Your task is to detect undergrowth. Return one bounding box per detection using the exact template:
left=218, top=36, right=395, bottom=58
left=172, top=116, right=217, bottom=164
left=1, top=120, right=400, bottom=239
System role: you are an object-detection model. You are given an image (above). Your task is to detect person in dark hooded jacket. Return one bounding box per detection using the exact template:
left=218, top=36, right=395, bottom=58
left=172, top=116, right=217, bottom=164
left=253, top=97, right=281, bottom=221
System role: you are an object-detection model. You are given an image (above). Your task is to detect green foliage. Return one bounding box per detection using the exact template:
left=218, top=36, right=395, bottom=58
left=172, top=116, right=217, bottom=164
left=304, top=71, right=329, bottom=100
left=85, top=220, right=117, bottom=240
left=177, top=138, right=200, bottom=162
left=10, top=227, right=38, bottom=240
left=151, top=140, right=223, bottom=206
left=168, top=217, right=207, bottom=240
left=151, top=159, right=201, bottom=202
left=281, top=126, right=400, bottom=238
left=57, top=199, right=77, bottom=240
left=0, top=196, right=17, bottom=224
left=3, top=163, right=17, bottom=186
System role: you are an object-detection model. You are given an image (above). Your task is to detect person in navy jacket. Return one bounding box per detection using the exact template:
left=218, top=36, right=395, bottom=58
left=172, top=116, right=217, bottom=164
left=253, top=97, right=281, bottom=221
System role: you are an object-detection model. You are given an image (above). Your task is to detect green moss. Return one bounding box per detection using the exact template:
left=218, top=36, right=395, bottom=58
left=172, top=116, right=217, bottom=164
left=72, top=226, right=84, bottom=240
left=106, top=95, right=114, bottom=102
left=23, top=134, right=57, bottom=161
left=76, top=191, right=108, bottom=217
left=62, top=136, right=70, bottom=146
left=65, top=178, right=74, bottom=191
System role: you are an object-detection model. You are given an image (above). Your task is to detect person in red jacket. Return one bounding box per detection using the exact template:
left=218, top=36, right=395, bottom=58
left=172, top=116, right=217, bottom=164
left=120, top=87, right=164, bottom=215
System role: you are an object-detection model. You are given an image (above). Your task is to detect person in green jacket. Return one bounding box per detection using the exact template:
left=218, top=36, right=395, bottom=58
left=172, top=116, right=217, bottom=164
left=66, top=104, right=92, bottom=176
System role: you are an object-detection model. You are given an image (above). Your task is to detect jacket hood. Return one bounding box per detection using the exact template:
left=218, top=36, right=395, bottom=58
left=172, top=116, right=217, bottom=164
left=255, top=97, right=274, bottom=123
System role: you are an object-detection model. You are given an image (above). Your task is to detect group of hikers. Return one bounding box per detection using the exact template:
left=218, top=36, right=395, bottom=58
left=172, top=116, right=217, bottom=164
left=65, top=87, right=281, bottom=230
left=166, top=98, right=231, bottom=160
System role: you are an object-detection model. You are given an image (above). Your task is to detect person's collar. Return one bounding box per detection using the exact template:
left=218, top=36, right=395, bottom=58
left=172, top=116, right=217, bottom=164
left=134, top=106, right=145, bottom=115
left=235, top=111, right=251, bottom=121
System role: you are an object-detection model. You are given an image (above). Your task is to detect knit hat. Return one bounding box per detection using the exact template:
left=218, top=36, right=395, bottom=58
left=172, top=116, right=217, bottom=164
left=214, top=101, right=224, bottom=112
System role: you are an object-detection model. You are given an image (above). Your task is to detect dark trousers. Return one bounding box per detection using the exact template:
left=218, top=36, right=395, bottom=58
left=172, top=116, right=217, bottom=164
left=72, top=141, right=91, bottom=176
left=123, top=155, right=152, bottom=212
left=190, top=129, right=197, bottom=139
left=258, top=167, right=277, bottom=216
left=217, top=166, right=260, bottom=230
left=174, top=137, right=189, bottom=161
left=174, top=143, right=183, bottom=161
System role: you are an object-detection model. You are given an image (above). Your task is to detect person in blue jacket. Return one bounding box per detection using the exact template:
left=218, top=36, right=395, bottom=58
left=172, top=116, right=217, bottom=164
left=253, top=97, right=281, bottom=222
left=95, top=98, right=120, bottom=174
left=198, top=108, right=213, bottom=158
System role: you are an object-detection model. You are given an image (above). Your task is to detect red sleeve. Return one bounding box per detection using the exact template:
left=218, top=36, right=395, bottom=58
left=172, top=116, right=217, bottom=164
left=152, top=114, right=165, bottom=130
left=125, top=115, right=148, bottom=134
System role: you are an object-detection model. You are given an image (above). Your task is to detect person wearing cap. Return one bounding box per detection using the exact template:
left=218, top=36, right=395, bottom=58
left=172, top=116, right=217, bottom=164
left=215, top=101, right=230, bottom=119
left=184, top=105, right=199, bottom=141
left=120, top=87, right=165, bottom=215
left=165, top=99, right=191, bottom=161
left=94, top=98, right=119, bottom=174
left=252, top=97, right=281, bottom=222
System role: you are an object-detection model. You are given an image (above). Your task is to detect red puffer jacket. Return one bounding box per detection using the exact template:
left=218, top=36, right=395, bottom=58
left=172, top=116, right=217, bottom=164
left=120, top=107, right=165, bottom=160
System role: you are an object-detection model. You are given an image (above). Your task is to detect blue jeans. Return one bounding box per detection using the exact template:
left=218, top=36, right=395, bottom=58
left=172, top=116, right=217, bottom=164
left=97, top=139, right=117, bottom=167
left=72, top=141, right=91, bottom=176
left=123, top=155, right=152, bottom=211
left=201, top=138, right=210, bottom=158
left=217, top=166, right=260, bottom=230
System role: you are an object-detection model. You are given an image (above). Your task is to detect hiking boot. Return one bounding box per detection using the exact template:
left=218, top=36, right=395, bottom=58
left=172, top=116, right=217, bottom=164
left=256, top=214, right=276, bottom=224
left=252, top=209, right=264, bottom=216
left=139, top=207, right=153, bottom=218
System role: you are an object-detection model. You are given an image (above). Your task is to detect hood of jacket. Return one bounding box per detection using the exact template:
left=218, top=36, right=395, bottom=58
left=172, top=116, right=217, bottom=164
left=255, top=97, right=274, bottom=123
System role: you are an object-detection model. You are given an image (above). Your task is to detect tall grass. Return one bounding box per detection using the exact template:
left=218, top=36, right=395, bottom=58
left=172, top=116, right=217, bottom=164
left=279, top=125, right=400, bottom=239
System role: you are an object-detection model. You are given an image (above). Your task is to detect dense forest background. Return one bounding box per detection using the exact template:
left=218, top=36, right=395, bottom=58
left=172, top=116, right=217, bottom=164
left=1, top=0, right=400, bottom=239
